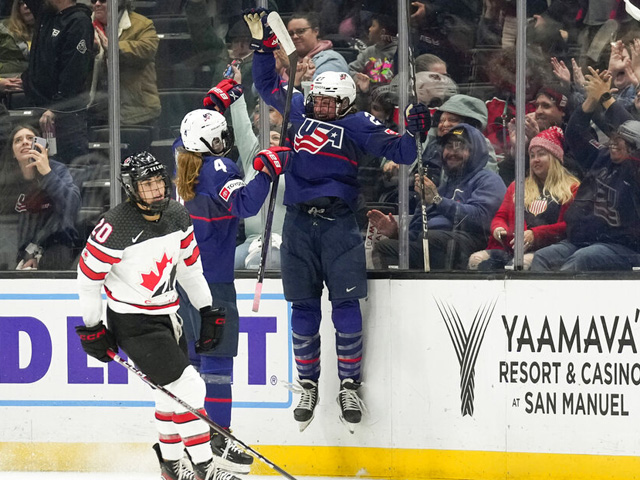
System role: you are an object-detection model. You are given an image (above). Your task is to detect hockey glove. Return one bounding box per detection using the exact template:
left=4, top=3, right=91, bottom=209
left=405, top=103, right=431, bottom=142
left=253, top=146, right=292, bottom=179
left=75, top=322, right=117, bottom=363
left=203, top=79, right=244, bottom=113
left=196, top=306, right=226, bottom=353
left=243, top=8, right=279, bottom=52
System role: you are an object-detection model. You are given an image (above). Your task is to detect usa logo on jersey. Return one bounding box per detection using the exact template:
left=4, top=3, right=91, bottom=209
left=294, top=118, right=344, bottom=154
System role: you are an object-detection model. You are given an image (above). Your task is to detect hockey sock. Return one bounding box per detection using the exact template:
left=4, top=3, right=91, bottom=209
left=156, top=365, right=212, bottom=464
left=291, top=298, right=322, bottom=381
left=200, top=356, right=234, bottom=428
left=331, top=299, right=363, bottom=381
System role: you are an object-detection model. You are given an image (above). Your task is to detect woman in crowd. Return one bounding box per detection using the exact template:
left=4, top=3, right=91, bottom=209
left=89, top=0, right=161, bottom=128
left=0, top=124, right=80, bottom=270
left=468, top=126, right=579, bottom=271
left=0, top=0, right=34, bottom=93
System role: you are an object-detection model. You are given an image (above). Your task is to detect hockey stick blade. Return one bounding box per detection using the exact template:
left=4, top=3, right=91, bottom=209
left=252, top=279, right=263, bottom=312
left=267, top=12, right=295, bottom=55
left=107, top=350, right=298, bottom=480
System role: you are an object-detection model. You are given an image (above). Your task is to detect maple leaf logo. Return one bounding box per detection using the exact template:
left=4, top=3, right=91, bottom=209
left=141, top=253, right=173, bottom=291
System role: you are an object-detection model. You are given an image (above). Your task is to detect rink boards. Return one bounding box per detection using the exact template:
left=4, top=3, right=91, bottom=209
left=1, top=276, right=640, bottom=480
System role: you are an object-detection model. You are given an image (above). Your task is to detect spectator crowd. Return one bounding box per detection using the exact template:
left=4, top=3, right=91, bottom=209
left=2, top=0, right=640, bottom=273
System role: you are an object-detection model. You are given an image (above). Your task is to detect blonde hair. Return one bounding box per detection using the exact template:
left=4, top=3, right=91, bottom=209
left=524, top=153, right=579, bottom=208
left=175, top=149, right=203, bottom=202
left=8, top=0, right=33, bottom=43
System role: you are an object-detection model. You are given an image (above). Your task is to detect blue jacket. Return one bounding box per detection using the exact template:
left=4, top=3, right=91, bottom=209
left=410, top=123, right=506, bottom=239
left=253, top=51, right=419, bottom=211
left=14, top=158, right=80, bottom=255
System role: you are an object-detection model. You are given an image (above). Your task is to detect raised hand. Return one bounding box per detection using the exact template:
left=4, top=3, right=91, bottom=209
left=551, top=57, right=571, bottom=84
left=203, top=78, right=244, bottom=113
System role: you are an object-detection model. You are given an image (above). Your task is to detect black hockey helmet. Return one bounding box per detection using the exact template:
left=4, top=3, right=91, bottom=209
left=120, top=151, right=171, bottom=213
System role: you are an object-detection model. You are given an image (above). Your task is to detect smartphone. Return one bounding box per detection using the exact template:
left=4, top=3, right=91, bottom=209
left=30, top=136, right=47, bottom=163
left=223, top=59, right=242, bottom=79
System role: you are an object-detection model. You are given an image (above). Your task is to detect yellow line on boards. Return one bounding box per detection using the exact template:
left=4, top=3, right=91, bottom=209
left=2, top=443, right=640, bottom=480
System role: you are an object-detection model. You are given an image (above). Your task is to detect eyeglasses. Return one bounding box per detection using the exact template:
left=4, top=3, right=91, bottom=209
left=288, top=27, right=312, bottom=37
left=90, top=0, right=107, bottom=4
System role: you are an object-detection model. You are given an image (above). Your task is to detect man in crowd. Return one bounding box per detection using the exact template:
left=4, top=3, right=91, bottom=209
left=369, top=123, right=506, bottom=270
left=21, top=0, right=93, bottom=164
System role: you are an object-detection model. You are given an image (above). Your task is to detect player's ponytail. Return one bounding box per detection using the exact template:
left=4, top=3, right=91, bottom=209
left=175, top=149, right=203, bottom=202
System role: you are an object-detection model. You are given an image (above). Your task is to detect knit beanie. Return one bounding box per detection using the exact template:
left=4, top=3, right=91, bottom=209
left=536, top=87, right=568, bottom=111
left=529, top=126, right=564, bottom=163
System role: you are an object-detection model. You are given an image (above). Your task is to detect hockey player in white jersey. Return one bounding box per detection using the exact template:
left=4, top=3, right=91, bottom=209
left=76, top=152, right=240, bottom=480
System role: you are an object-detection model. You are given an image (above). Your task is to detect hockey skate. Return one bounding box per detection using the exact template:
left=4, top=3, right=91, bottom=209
left=210, top=429, right=253, bottom=474
left=337, top=378, right=366, bottom=434
left=153, top=443, right=195, bottom=480
left=283, top=379, right=319, bottom=432
left=193, top=457, right=243, bottom=480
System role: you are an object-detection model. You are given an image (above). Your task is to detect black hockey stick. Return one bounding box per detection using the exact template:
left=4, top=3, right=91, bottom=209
left=107, top=350, right=298, bottom=480
left=253, top=11, right=297, bottom=312
left=407, top=39, right=430, bottom=272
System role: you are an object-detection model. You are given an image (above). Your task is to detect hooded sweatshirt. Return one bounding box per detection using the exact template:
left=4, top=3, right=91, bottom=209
left=410, top=123, right=506, bottom=239
left=421, top=94, right=498, bottom=183
left=21, top=0, right=94, bottom=111
left=302, top=39, right=349, bottom=78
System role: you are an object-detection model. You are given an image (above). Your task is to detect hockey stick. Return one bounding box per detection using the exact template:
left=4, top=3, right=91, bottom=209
left=407, top=41, right=430, bottom=272
left=107, top=350, right=298, bottom=480
left=253, top=11, right=297, bottom=312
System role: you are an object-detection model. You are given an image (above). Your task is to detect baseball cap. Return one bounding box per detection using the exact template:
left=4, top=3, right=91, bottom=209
left=440, top=126, right=471, bottom=146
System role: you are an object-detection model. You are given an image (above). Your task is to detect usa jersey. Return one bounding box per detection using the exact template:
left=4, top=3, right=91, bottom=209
left=77, top=200, right=212, bottom=327
left=173, top=139, right=271, bottom=283
left=253, top=51, right=419, bottom=210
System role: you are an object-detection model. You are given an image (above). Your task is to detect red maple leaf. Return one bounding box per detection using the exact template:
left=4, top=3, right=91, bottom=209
left=141, top=253, right=172, bottom=291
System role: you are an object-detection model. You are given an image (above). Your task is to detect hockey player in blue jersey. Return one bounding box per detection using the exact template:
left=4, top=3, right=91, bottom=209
left=173, top=108, right=291, bottom=471
left=244, top=9, right=432, bottom=433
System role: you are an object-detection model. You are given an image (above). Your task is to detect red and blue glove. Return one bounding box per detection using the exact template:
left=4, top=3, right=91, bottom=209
left=405, top=103, right=431, bottom=141
left=75, top=322, right=118, bottom=363
left=253, top=146, right=292, bottom=179
left=243, top=8, right=279, bottom=52
left=196, top=307, right=226, bottom=353
left=203, top=79, right=244, bottom=113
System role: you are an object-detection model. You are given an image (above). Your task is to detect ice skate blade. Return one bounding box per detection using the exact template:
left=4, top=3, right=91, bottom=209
left=297, top=415, right=315, bottom=432
left=211, top=455, right=251, bottom=474
left=339, top=415, right=358, bottom=434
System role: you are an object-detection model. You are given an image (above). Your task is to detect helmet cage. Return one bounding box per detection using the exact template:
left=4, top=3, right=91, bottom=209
left=207, top=125, right=234, bottom=157
left=180, top=109, right=234, bottom=156
left=305, top=72, right=357, bottom=120
left=120, top=152, right=171, bottom=213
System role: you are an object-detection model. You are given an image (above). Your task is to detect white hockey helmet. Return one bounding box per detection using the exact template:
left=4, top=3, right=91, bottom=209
left=180, top=109, right=234, bottom=155
left=307, top=71, right=357, bottom=120
left=310, top=71, right=357, bottom=105
left=625, top=0, right=640, bottom=21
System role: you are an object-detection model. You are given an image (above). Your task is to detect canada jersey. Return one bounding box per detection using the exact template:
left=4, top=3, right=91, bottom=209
left=77, top=200, right=212, bottom=326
